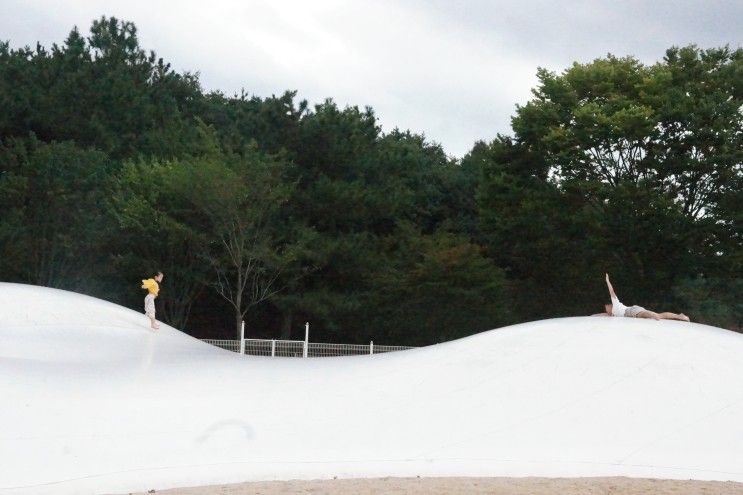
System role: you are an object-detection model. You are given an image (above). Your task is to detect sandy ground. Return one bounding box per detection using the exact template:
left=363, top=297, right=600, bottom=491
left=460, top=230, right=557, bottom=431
left=126, top=477, right=743, bottom=494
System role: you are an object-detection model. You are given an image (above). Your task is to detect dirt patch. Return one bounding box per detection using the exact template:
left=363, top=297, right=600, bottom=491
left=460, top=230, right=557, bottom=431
left=127, top=476, right=743, bottom=494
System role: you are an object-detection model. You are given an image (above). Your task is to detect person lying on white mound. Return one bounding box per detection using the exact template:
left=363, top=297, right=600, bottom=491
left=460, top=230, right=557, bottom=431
left=595, top=273, right=690, bottom=321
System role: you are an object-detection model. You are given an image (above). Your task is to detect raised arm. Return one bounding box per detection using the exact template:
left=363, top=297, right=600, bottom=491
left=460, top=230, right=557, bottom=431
left=605, top=273, right=618, bottom=300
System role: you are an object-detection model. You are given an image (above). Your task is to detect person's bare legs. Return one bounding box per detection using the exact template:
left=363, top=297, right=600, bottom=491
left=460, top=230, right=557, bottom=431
left=657, top=312, right=690, bottom=322
left=637, top=310, right=661, bottom=321
left=637, top=310, right=690, bottom=322
left=144, top=294, right=160, bottom=330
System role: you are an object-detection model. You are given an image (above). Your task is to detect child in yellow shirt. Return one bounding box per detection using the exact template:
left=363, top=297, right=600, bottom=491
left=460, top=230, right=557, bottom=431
left=141, top=271, right=164, bottom=330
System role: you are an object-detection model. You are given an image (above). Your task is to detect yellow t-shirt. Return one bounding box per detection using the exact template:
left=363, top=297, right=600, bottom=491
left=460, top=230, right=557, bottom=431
left=141, top=279, right=160, bottom=297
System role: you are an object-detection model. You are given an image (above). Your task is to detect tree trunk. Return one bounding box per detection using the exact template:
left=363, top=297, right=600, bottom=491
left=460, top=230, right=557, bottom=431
left=235, top=302, right=243, bottom=340
left=235, top=280, right=243, bottom=340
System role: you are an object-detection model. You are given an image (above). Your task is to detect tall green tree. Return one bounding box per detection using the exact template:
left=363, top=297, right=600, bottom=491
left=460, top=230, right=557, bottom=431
left=478, top=46, right=743, bottom=318
left=108, top=158, right=210, bottom=330
left=367, top=225, right=512, bottom=345
left=0, top=137, right=113, bottom=289
left=475, top=136, right=603, bottom=318
left=175, top=145, right=297, bottom=338
left=0, top=17, right=202, bottom=160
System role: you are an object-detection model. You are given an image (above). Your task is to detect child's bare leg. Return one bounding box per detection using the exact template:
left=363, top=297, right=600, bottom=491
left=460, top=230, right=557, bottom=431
left=637, top=310, right=661, bottom=320
left=149, top=316, right=160, bottom=329
left=657, top=312, right=690, bottom=322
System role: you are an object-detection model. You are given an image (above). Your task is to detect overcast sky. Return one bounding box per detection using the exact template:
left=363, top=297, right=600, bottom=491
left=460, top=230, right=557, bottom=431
left=3, top=0, right=741, bottom=157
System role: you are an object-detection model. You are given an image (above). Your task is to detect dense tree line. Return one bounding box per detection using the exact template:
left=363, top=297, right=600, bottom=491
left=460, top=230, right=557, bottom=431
left=1, top=18, right=740, bottom=343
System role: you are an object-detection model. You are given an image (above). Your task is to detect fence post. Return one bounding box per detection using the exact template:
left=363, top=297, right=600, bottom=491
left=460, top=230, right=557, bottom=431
left=271, top=339, right=276, bottom=357
left=370, top=340, right=374, bottom=355
left=303, top=322, right=309, bottom=358
left=240, top=321, right=245, bottom=355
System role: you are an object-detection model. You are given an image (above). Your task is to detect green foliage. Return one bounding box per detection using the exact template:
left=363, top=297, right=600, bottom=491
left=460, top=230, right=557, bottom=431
left=0, top=136, right=112, bottom=289
left=108, top=157, right=210, bottom=330
left=172, top=143, right=298, bottom=337
left=512, top=48, right=743, bottom=217
left=673, top=278, right=743, bottom=331
left=367, top=226, right=512, bottom=345
left=474, top=136, right=600, bottom=318
left=1, top=17, right=740, bottom=340
left=478, top=47, right=743, bottom=323
left=197, top=90, right=306, bottom=156
left=0, top=17, right=202, bottom=160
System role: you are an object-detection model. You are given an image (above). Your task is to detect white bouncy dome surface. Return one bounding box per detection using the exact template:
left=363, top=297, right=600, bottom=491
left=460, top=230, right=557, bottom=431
left=1, top=282, right=743, bottom=495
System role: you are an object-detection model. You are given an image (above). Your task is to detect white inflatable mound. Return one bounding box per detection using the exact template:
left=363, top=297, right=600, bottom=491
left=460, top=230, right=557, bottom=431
left=1, top=282, right=743, bottom=495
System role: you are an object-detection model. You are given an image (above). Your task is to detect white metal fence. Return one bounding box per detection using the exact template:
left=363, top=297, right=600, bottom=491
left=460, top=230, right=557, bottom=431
left=201, top=338, right=415, bottom=357
left=200, top=322, right=415, bottom=357
left=200, top=339, right=241, bottom=353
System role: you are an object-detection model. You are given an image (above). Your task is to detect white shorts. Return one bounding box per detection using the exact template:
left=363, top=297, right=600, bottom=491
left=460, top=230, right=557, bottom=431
left=625, top=305, right=646, bottom=318
left=144, top=294, right=156, bottom=319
